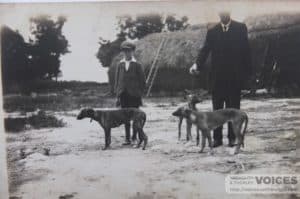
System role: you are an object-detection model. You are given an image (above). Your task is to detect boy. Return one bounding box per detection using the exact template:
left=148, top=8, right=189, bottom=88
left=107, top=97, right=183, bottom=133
left=114, top=41, right=146, bottom=145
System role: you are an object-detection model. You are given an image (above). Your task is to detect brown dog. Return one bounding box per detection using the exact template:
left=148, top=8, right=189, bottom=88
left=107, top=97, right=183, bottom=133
left=172, top=107, right=248, bottom=154
left=173, top=91, right=202, bottom=143
left=77, top=108, right=148, bottom=150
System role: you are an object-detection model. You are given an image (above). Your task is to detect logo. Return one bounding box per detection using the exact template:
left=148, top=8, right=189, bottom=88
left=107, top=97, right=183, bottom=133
left=226, top=174, right=300, bottom=194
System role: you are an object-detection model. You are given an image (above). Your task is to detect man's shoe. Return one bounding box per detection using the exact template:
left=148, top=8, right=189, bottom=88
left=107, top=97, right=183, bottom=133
left=228, top=140, right=236, bottom=147
left=228, top=143, right=235, bottom=147
left=122, top=141, right=131, bottom=146
left=212, top=141, right=223, bottom=148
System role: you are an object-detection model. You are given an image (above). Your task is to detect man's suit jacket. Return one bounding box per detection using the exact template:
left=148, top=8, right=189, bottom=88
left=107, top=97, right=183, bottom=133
left=196, top=20, right=252, bottom=91
left=114, top=60, right=146, bottom=97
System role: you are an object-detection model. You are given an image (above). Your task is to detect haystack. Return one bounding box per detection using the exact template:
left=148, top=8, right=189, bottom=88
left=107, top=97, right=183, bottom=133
left=108, top=13, right=300, bottom=94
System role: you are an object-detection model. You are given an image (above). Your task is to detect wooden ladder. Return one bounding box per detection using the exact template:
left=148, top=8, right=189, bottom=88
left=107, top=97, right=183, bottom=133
left=145, top=37, right=166, bottom=97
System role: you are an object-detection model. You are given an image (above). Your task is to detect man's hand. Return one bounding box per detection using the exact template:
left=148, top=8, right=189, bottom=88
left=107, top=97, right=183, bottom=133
left=116, top=98, right=121, bottom=107
left=189, top=63, right=200, bottom=75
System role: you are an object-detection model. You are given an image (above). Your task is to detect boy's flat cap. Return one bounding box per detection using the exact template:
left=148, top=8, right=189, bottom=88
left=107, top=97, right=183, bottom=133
left=120, top=41, right=136, bottom=50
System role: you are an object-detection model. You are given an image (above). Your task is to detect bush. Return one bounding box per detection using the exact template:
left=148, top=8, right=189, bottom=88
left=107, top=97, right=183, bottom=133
left=4, top=110, right=65, bottom=133
left=4, top=117, right=27, bottom=132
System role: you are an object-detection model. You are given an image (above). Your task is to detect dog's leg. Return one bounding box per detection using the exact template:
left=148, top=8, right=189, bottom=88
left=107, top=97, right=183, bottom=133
left=124, top=122, right=131, bottom=144
left=178, top=117, right=183, bottom=140
left=136, top=129, right=142, bottom=149
left=136, top=136, right=142, bottom=148
left=132, top=119, right=139, bottom=143
left=141, top=129, right=148, bottom=150
left=133, top=121, right=141, bottom=148
left=199, top=130, right=206, bottom=153
left=186, top=119, right=192, bottom=141
left=135, top=128, right=147, bottom=150
left=132, top=129, right=138, bottom=145
left=196, top=127, right=200, bottom=146
left=102, top=128, right=111, bottom=150
left=108, top=128, right=111, bottom=146
left=233, top=122, right=243, bottom=155
left=206, top=130, right=214, bottom=155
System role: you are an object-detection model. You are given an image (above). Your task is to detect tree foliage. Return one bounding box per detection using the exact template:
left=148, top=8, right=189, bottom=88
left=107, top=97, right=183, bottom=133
left=96, top=35, right=126, bottom=67
left=118, top=14, right=164, bottom=40
left=1, top=15, right=69, bottom=93
left=165, top=15, right=189, bottom=32
left=1, top=26, right=30, bottom=88
left=29, top=15, right=69, bottom=80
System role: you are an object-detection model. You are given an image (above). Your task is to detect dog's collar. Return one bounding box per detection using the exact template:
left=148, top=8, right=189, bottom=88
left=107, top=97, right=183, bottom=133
left=90, top=111, right=97, bottom=123
left=188, top=102, right=196, bottom=110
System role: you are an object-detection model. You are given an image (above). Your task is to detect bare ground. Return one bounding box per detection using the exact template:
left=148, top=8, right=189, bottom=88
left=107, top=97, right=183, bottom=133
left=6, top=97, right=300, bottom=199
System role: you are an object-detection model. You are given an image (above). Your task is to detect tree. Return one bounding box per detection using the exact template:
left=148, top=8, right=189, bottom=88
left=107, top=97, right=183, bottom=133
left=1, top=26, right=30, bottom=93
left=29, top=15, right=69, bottom=80
left=165, top=15, right=189, bottom=32
left=1, top=15, right=69, bottom=94
left=96, top=34, right=126, bottom=67
left=117, top=14, right=189, bottom=40
left=118, top=13, right=164, bottom=40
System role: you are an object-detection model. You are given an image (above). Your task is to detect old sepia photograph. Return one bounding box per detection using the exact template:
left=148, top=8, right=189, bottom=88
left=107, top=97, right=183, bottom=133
left=0, top=0, right=299, bottom=198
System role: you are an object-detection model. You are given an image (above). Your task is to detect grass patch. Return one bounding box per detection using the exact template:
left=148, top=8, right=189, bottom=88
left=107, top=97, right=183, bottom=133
left=4, top=80, right=110, bottom=95
left=3, top=81, right=114, bottom=113
left=4, top=110, right=66, bottom=133
left=3, top=92, right=116, bottom=113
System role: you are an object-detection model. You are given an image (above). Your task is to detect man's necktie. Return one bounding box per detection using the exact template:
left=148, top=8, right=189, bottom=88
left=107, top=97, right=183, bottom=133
left=223, top=26, right=228, bottom=32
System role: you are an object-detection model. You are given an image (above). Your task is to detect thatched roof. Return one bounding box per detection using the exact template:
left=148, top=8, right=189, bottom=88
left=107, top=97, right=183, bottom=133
left=246, top=13, right=300, bottom=39
left=246, top=13, right=300, bottom=33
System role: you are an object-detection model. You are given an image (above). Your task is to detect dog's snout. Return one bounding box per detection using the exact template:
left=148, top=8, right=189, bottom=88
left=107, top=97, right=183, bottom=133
left=77, top=113, right=83, bottom=120
left=172, top=110, right=180, bottom=117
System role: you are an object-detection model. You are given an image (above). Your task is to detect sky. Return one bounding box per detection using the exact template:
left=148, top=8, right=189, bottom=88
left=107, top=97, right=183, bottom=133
left=1, top=0, right=300, bottom=82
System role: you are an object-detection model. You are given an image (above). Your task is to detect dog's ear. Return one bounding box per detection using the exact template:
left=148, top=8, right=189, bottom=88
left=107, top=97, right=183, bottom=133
left=197, top=90, right=208, bottom=99
left=183, top=89, right=192, bottom=100
left=86, top=109, right=95, bottom=122
left=87, top=108, right=95, bottom=116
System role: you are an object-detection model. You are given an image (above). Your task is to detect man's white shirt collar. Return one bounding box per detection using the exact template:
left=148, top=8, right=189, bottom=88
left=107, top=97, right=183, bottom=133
left=221, top=20, right=231, bottom=32
left=120, top=56, right=137, bottom=71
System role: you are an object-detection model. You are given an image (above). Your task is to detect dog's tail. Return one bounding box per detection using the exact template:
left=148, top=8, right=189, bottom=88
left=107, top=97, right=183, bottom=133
left=241, top=114, right=248, bottom=148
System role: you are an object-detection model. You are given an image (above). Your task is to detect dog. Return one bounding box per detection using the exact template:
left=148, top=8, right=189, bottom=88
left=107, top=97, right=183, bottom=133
left=172, top=107, right=248, bottom=154
left=173, top=90, right=203, bottom=142
left=77, top=108, right=148, bottom=150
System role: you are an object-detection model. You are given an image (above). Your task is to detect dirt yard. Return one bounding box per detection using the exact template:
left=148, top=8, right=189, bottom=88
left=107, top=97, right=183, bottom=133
left=5, top=97, right=300, bottom=199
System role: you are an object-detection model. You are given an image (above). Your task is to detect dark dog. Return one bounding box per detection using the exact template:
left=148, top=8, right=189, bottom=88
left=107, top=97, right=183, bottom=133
left=77, top=108, right=148, bottom=150
left=174, top=107, right=248, bottom=154
left=172, top=91, right=202, bottom=142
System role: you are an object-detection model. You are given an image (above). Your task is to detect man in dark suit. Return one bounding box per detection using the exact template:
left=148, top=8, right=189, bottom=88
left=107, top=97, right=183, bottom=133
left=115, top=41, right=146, bottom=145
left=190, top=11, right=252, bottom=147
